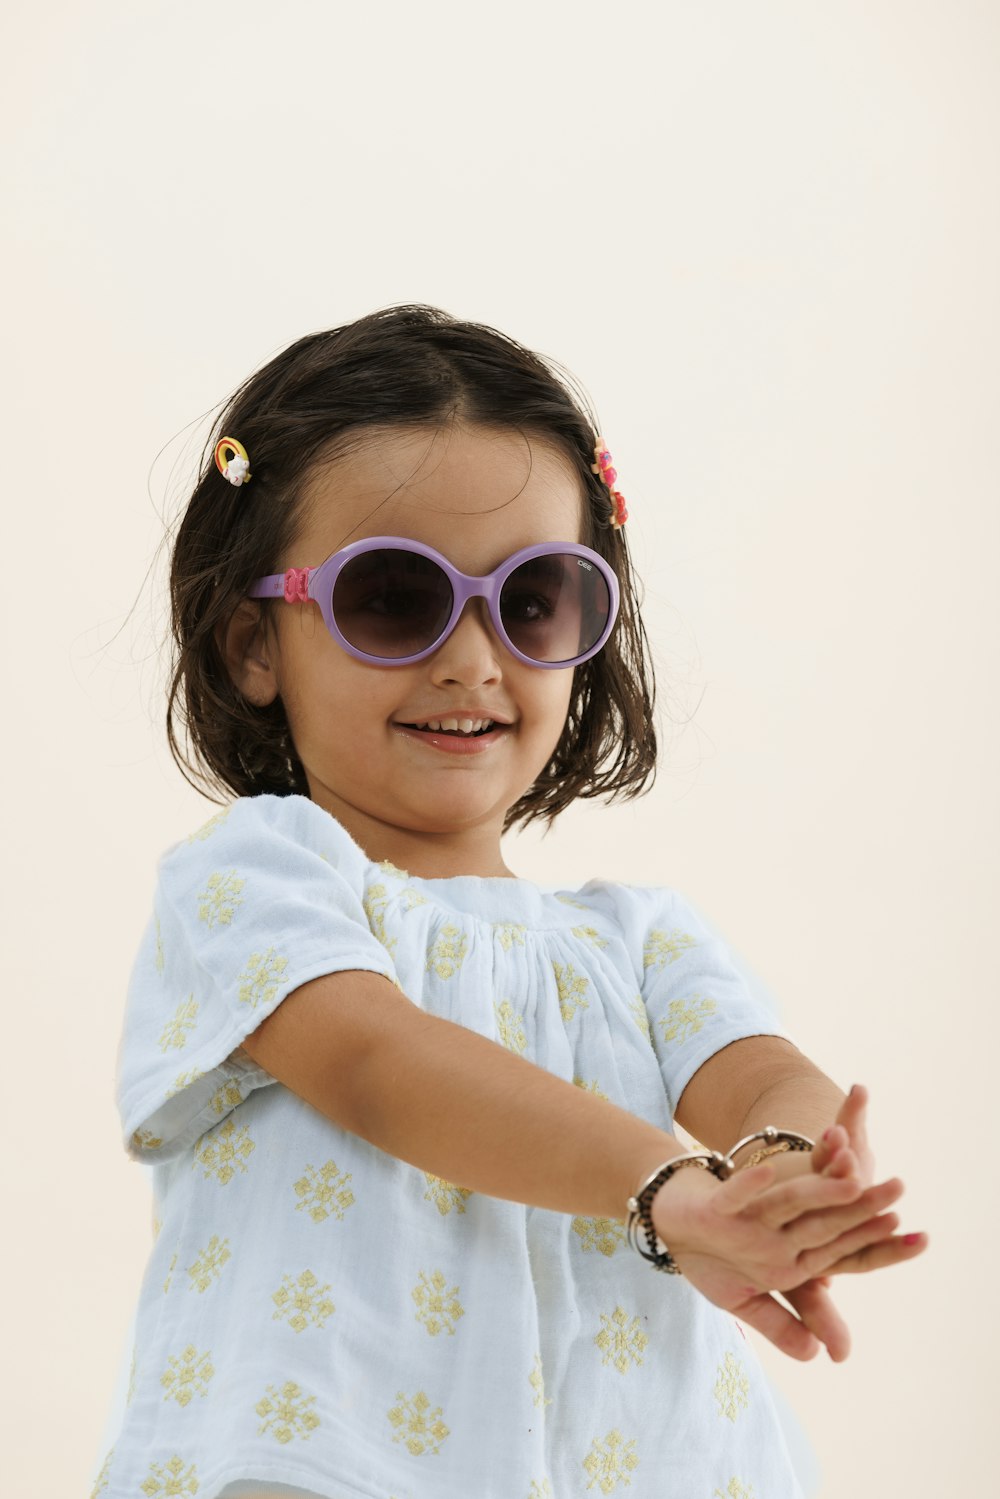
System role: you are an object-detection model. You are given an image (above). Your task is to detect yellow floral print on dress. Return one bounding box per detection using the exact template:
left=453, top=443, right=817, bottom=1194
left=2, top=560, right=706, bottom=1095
left=714, top=1351, right=750, bottom=1422
left=595, top=1307, right=649, bottom=1375
left=160, top=1344, right=215, bottom=1407
left=193, top=1118, right=255, bottom=1184
left=574, top=1076, right=609, bottom=1101
left=363, top=882, right=397, bottom=957
left=237, top=948, right=289, bottom=1009
left=529, top=1482, right=554, bottom=1499
left=387, top=1390, right=450, bottom=1456
left=140, top=1455, right=200, bottom=1496
left=208, top=1079, right=243, bottom=1116
left=412, top=1269, right=465, bottom=1336
left=131, top=1127, right=164, bottom=1152
left=185, top=808, right=232, bottom=843
left=272, top=1268, right=336, bottom=1332
left=582, top=1429, right=640, bottom=1493
left=553, top=961, right=589, bottom=1022
left=197, top=870, right=245, bottom=928
left=158, top=995, right=198, bottom=1052
left=658, top=994, right=718, bottom=1044
left=256, top=1381, right=321, bottom=1443
left=167, top=1067, right=204, bottom=1098
left=186, top=1236, right=232, bottom=1293
left=493, top=921, right=526, bottom=951
left=643, top=927, right=697, bottom=971
left=293, top=1160, right=355, bottom=1223
left=529, top=1353, right=552, bottom=1409
left=714, top=1481, right=755, bottom=1499
left=628, top=995, right=651, bottom=1041
left=426, top=923, right=469, bottom=978
left=495, top=998, right=528, bottom=1054
left=422, top=1172, right=473, bottom=1215
left=572, top=1217, right=627, bottom=1258
left=572, top=924, right=608, bottom=950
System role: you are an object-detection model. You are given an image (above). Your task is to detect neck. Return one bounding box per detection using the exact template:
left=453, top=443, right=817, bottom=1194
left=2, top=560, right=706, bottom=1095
left=306, top=789, right=516, bottom=880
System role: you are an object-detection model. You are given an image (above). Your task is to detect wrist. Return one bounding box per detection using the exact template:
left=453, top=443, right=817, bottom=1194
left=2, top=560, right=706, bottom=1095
left=649, top=1161, right=720, bottom=1255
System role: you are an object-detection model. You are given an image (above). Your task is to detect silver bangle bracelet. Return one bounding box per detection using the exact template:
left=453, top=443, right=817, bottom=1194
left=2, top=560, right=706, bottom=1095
left=625, top=1127, right=814, bottom=1275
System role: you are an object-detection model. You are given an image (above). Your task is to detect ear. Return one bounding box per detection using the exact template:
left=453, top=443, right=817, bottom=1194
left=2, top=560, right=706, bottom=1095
left=219, top=600, right=280, bottom=707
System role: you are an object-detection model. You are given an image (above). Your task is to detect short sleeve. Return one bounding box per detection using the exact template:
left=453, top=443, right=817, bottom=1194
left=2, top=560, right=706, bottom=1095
left=636, top=887, right=793, bottom=1115
left=116, top=796, right=399, bottom=1161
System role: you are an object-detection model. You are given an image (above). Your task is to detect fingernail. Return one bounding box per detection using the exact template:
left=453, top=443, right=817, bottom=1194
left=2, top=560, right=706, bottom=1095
left=822, top=1128, right=835, bottom=1143
left=903, top=1233, right=923, bottom=1245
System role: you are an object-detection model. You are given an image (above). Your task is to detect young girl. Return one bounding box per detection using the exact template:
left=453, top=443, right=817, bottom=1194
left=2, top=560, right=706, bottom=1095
left=98, top=305, right=925, bottom=1499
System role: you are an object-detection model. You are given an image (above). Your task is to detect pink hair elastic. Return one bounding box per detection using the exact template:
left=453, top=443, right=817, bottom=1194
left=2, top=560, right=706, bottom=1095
left=592, top=439, right=628, bottom=529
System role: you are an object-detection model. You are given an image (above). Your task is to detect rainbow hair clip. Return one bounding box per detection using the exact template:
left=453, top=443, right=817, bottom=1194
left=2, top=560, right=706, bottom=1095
left=214, top=436, right=252, bottom=487
left=592, top=439, right=628, bottom=529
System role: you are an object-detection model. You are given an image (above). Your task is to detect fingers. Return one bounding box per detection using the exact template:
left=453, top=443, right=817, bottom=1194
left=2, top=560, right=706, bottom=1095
left=777, top=1177, right=905, bottom=1245
left=837, top=1083, right=869, bottom=1147
left=745, top=1170, right=872, bottom=1229
left=809, top=1124, right=848, bottom=1176
left=713, top=1162, right=777, bottom=1214
left=783, top=1281, right=851, bottom=1362
left=821, top=1229, right=929, bottom=1276
left=736, top=1291, right=822, bottom=1362
left=799, top=1211, right=901, bottom=1275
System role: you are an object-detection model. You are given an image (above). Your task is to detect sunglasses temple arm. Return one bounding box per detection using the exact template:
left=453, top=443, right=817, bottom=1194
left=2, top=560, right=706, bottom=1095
left=248, top=569, right=314, bottom=604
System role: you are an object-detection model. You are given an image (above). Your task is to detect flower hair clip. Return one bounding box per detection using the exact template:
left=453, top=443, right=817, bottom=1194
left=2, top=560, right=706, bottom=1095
left=214, top=436, right=252, bottom=487
left=592, top=438, right=628, bottom=529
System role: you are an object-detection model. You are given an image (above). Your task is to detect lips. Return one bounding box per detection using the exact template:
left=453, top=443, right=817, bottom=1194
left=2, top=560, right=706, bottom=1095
left=393, top=721, right=510, bottom=755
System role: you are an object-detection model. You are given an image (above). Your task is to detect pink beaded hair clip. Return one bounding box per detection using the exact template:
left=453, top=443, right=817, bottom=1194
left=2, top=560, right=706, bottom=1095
left=592, top=438, right=628, bottom=529
left=214, top=436, right=252, bottom=487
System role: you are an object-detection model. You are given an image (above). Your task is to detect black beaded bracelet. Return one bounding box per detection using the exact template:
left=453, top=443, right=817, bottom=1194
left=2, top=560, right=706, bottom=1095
left=625, top=1152, right=727, bottom=1273
left=625, top=1127, right=814, bottom=1275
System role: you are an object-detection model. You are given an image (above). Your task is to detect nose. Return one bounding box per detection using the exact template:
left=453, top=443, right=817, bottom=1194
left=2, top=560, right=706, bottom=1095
left=428, top=598, right=504, bottom=686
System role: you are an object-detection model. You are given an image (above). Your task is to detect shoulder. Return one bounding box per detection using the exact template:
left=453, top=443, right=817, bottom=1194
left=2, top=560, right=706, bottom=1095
left=160, top=795, right=374, bottom=889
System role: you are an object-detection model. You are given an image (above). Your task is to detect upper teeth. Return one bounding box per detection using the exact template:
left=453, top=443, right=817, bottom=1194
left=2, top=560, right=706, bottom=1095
left=414, top=718, right=494, bottom=733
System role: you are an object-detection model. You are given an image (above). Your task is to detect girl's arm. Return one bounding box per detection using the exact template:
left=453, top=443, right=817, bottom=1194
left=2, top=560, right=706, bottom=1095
left=241, top=967, right=689, bottom=1221
left=675, top=1034, right=856, bottom=1162
left=240, top=969, right=917, bottom=1363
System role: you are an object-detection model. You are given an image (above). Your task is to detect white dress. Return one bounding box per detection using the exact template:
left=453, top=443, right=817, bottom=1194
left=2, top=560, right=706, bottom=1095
left=95, top=795, right=806, bottom=1499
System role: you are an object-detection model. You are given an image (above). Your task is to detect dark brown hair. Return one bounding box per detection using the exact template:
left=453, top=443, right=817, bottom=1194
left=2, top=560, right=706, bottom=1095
left=167, top=304, right=657, bottom=831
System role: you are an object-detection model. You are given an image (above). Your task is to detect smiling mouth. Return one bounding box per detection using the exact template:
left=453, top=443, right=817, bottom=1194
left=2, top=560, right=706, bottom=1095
left=398, top=717, right=501, bottom=737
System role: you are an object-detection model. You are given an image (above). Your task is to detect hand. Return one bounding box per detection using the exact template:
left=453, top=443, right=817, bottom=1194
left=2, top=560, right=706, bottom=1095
left=808, top=1083, right=875, bottom=1186
left=649, top=1156, right=923, bottom=1362
left=772, top=1085, right=928, bottom=1277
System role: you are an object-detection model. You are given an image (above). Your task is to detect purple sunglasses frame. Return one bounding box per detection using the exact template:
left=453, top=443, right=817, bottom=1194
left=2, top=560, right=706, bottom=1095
left=249, top=536, right=621, bottom=669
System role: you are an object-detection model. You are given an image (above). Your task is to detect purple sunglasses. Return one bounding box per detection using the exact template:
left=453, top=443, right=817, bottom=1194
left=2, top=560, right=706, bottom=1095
left=250, top=536, right=620, bottom=668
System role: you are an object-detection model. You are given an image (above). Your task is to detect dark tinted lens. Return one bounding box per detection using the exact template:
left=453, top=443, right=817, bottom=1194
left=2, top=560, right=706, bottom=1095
left=332, top=550, right=453, bottom=659
left=499, top=553, right=611, bottom=663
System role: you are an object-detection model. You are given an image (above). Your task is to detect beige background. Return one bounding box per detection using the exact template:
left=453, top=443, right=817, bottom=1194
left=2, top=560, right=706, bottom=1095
left=2, top=1, right=995, bottom=1493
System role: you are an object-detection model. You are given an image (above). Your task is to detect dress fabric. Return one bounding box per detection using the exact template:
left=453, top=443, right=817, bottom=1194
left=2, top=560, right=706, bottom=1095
left=97, top=794, right=805, bottom=1499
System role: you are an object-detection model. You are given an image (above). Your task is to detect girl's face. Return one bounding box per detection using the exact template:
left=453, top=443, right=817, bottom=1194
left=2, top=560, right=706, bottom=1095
left=235, top=423, right=586, bottom=878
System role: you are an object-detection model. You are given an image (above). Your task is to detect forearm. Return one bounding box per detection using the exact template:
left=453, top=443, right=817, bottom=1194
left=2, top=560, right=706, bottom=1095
left=353, top=1002, right=682, bottom=1221
left=676, top=1035, right=848, bottom=1157
left=734, top=1064, right=846, bottom=1144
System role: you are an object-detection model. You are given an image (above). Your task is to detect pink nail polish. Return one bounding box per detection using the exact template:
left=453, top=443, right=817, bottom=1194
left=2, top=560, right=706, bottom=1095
left=903, top=1233, right=923, bottom=1246
left=822, top=1128, right=835, bottom=1143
